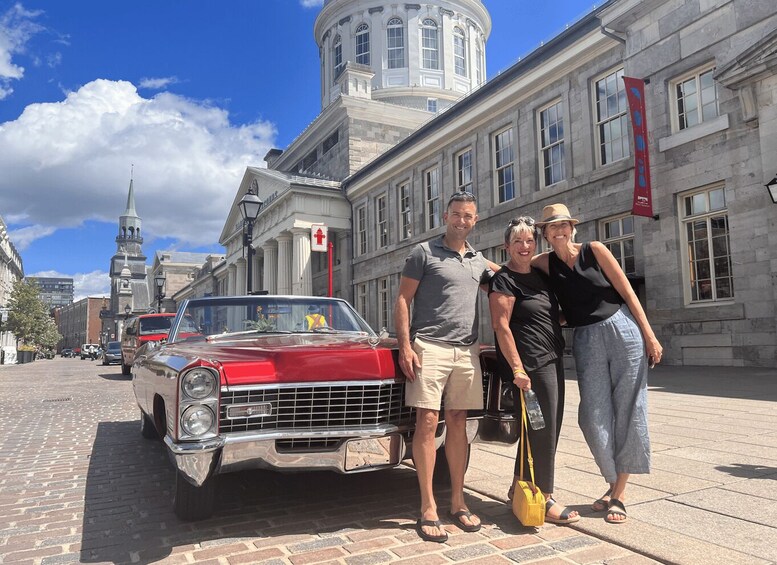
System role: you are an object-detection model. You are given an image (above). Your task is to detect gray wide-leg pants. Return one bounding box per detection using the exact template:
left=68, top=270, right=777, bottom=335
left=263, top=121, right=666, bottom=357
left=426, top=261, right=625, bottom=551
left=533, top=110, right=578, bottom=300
left=573, top=305, right=650, bottom=482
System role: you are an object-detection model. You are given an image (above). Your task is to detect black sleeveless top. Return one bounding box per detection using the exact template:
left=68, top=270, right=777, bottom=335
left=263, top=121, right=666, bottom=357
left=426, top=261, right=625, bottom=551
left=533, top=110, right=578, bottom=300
left=547, top=242, right=622, bottom=327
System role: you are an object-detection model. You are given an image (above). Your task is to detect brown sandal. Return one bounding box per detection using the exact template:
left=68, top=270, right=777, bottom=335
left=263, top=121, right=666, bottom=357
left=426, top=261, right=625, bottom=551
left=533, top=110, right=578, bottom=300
left=591, top=487, right=612, bottom=512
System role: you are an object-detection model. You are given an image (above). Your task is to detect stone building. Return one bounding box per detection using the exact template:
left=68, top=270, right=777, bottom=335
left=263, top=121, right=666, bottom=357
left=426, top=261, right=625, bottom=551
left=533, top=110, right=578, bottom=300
left=149, top=251, right=222, bottom=310
left=215, top=0, right=776, bottom=367
left=0, top=215, right=24, bottom=364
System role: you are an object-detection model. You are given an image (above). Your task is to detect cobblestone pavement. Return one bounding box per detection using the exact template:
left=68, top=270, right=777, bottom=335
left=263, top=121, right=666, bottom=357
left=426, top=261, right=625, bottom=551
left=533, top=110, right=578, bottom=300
left=0, top=358, right=657, bottom=565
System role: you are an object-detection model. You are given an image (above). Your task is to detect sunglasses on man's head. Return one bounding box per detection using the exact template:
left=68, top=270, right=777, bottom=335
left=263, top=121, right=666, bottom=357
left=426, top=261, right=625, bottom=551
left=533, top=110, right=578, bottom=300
left=448, top=191, right=476, bottom=204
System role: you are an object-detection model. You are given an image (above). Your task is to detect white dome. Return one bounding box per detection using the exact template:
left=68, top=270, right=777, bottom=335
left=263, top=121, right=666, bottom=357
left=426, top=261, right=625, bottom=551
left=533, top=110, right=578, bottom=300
left=314, top=0, right=491, bottom=112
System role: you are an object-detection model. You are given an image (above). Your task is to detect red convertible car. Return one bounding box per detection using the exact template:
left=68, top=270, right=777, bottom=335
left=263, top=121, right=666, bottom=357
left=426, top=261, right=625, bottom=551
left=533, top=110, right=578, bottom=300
left=132, top=295, right=508, bottom=520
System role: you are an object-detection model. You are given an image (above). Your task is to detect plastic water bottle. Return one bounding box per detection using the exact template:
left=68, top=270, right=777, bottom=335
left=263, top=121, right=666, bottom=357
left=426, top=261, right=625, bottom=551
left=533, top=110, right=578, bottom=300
left=523, top=389, right=546, bottom=430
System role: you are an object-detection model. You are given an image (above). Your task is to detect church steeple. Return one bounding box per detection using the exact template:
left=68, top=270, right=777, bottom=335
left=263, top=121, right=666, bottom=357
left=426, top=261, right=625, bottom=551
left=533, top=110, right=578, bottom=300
left=116, top=170, right=143, bottom=256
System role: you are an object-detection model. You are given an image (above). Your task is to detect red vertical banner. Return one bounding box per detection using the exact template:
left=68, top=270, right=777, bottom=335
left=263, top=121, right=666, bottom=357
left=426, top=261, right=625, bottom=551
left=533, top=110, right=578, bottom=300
left=623, top=77, right=654, bottom=218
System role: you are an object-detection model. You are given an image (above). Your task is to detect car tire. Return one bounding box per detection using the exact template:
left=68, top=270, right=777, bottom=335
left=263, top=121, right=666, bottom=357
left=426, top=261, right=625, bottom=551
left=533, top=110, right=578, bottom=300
left=174, top=471, right=216, bottom=521
left=140, top=411, right=158, bottom=439
left=432, top=443, right=471, bottom=486
left=121, top=361, right=131, bottom=375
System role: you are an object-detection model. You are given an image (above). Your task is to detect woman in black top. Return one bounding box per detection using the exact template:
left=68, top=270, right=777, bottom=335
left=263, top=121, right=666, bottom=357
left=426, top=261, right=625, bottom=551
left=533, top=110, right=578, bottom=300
left=489, top=216, right=579, bottom=525
left=532, top=203, right=663, bottom=524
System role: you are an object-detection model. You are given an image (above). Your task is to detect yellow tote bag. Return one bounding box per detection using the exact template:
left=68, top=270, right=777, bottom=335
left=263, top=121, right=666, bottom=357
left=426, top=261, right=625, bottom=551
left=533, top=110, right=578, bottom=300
left=512, top=389, right=546, bottom=526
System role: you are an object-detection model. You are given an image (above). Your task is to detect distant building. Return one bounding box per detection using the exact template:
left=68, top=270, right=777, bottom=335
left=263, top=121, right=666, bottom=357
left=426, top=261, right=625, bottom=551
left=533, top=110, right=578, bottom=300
left=26, top=277, right=74, bottom=309
left=150, top=251, right=224, bottom=311
left=56, top=297, right=106, bottom=351
left=0, top=214, right=24, bottom=364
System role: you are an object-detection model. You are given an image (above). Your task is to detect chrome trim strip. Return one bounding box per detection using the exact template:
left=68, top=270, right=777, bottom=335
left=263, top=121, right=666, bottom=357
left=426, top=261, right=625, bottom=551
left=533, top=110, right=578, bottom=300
left=222, top=379, right=402, bottom=392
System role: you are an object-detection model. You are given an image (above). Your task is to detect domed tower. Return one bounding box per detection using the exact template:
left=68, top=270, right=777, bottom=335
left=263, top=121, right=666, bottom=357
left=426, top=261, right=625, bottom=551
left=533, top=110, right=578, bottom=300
left=314, top=0, right=491, bottom=113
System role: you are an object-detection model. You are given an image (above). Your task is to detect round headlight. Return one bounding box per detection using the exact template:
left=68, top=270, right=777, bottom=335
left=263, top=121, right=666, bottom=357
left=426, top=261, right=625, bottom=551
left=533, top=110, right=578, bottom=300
left=182, top=369, right=216, bottom=399
left=181, top=405, right=215, bottom=436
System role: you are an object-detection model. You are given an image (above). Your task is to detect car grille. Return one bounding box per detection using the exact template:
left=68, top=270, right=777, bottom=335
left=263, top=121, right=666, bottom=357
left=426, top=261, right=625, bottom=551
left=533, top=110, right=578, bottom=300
left=219, top=381, right=414, bottom=434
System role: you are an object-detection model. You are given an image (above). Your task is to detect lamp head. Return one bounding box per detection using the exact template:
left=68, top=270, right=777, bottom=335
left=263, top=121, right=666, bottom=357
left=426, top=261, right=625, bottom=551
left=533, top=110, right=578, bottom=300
left=239, top=192, right=263, bottom=221
left=765, top=176, right=777, bottom=204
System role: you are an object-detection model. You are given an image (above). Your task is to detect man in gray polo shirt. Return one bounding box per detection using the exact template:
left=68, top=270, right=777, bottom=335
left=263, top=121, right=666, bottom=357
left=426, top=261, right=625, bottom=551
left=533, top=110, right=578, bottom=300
left=394, top=191, right=496, bottom=543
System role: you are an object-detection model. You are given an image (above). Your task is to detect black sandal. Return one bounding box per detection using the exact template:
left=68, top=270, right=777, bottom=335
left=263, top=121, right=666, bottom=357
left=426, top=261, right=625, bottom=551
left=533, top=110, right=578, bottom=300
left=416, top=519, right=448, bottom=542
left=605, top=498, right=628, bottom=524
left=544, top=497, right=579, bottom=524
left=592, top=487, right=612, bottom=512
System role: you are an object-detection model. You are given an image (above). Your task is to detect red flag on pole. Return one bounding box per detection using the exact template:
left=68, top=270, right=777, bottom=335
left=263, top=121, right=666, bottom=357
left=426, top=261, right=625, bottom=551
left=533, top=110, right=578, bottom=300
left=623, top=77, right=654, bottom=218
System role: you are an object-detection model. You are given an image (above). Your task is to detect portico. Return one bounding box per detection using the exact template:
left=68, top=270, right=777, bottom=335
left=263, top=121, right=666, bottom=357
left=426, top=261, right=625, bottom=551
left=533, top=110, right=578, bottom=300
left=220, top=168, right=351, bottom=299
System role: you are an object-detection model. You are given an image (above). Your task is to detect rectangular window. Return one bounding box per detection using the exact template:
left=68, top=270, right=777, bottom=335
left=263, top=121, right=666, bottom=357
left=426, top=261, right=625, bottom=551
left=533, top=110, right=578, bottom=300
left=301, top=149, right=317, bottom=170
left=376, top=194, right=388, bottom=248
left=322, top=130, right=339, bottom=153
left=673, top=66, right=718, bottom=131
left=387, top=19, right=405, bottom=69
left=680, top=185, right=733, bottom=303
left=427, top=98, right=437, bottom=113
left=539, top=100, right=565, bottom=187
left=600, top=214, right=636, bottom=275
left=493, top=127, right=515, bottom=203
left=456, top=148, right=473, bottom=193
left=378, top=277, right=390, bottom=331
left=424, top=167, right=441, bottom=230
left=399, top=182, right=412, bottom=240
left=356, top=205, right=367, bottom=256
left=356, top=283, right=367, bottom=318
left=594, top=68, right=630, bottom=166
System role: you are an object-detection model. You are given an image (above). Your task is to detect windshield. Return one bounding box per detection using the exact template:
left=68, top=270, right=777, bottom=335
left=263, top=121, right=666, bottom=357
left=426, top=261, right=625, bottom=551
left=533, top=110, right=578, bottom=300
left=106, top=341, right=121, bottom=352
left=169, top=296, right=376, bottom=342
left=139, top=316, right=173, bottom=335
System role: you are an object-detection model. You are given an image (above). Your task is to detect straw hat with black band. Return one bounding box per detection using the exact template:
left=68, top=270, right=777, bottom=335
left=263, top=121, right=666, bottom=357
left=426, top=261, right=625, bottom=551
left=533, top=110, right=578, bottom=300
left=535, top=204, right=580, bottom=227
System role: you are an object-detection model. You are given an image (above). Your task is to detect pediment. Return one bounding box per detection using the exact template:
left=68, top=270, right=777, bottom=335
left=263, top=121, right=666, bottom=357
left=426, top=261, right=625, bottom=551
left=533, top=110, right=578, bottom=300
left=715, top=28, right=777, bottom=88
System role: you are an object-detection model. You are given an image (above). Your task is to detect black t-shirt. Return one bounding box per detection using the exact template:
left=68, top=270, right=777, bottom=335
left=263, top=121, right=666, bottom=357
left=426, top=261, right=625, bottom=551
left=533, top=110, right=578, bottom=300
left=489, top=266, right=565, bottom=378
left=547, top=242, right=623, bottom=327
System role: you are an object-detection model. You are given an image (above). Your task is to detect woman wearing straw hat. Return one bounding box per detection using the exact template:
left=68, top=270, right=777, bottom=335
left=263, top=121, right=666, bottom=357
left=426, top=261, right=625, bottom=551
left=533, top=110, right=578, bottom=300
left=532, top=203, right=663, bottom=524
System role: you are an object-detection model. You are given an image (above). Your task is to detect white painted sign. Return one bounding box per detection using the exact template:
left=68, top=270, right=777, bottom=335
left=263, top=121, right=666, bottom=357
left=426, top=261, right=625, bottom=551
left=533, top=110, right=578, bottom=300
left=311, top=224, right=328, bottom=252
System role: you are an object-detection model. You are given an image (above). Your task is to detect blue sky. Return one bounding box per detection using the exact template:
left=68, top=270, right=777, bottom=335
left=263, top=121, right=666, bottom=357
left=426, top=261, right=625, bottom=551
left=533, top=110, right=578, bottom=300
left=0, top=0, right=598, bottom=300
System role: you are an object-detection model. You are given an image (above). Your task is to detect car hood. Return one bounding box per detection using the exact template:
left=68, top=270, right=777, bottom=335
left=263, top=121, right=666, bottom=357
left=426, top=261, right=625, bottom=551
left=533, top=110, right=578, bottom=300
left=167, top=334, right=401, bottom=386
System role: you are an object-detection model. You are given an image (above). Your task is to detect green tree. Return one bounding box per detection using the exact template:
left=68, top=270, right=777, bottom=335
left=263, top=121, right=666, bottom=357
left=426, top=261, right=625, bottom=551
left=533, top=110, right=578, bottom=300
left=6, top=279, right=54, bottom=348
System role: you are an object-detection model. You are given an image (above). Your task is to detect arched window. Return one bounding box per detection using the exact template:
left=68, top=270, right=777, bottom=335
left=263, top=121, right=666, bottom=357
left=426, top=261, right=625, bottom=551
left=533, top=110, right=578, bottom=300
left=453, top=27, right=467, bottom=77
left=387, top=17, right=405, bottom=69
left=421, top=19, right=439, bottom=70
left=355, top=24, right=370, bottom=65
left=333, top=34, right=344, bottom=79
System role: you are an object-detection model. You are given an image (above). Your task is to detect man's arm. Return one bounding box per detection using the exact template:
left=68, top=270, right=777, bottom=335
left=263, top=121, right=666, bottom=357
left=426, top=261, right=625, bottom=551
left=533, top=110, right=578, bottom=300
left=394, top=275, right=421, bottom=380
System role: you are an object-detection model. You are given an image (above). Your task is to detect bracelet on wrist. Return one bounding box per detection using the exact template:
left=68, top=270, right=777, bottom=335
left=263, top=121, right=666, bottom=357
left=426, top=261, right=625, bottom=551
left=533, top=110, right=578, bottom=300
left=513, top=368, right=528, bottom=376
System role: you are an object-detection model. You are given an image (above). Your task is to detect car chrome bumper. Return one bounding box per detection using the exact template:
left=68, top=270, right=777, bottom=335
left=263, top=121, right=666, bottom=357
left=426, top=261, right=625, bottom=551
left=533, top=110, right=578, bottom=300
left=165, top=419, right=480, bottom=487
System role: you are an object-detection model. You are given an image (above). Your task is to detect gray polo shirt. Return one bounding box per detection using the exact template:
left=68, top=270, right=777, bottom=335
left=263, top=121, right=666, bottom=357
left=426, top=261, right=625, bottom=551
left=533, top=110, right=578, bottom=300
left=402, top=236, right=489, bottom=345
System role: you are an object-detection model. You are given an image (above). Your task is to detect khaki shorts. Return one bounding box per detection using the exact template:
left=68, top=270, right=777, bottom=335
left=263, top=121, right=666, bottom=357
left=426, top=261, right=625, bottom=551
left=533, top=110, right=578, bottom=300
left=405, top=337, right=484, bottom=410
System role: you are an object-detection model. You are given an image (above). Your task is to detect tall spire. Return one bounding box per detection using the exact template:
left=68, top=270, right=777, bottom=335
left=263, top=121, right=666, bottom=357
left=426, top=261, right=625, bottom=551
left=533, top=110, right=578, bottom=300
left=124, top=164, right=138, bottom=217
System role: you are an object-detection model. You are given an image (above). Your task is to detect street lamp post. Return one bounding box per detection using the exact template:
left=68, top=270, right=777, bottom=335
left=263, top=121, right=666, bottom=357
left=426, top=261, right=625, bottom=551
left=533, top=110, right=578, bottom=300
left=238, top=189, right=263, bottom=295
left=124, top=304, right=132, bottom=319
left=154, top=273, right=166, bottom=312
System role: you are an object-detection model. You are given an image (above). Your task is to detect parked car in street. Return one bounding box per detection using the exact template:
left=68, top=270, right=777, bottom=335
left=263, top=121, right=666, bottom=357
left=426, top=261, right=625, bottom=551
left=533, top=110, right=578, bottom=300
left=60, top=348, right=74, bottom=358
left=121, top=313, right=176, bottom=375
left=80, top=343, right=100, bottom=360
left=101, top=341, right=122, bottom=365
left=132, top=295, right=502, bottom=520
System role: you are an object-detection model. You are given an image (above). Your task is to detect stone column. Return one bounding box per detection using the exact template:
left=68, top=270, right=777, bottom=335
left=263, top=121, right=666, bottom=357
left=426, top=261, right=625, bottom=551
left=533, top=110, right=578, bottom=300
left=262, top=242, right=278, bottom=294
left=235, top=259, right=246, bottom=296
left=227, top=265, right=237, bottom=296
left=292, top=228, right=313, bottom=296
left=276, top=233, right=293, bottom=295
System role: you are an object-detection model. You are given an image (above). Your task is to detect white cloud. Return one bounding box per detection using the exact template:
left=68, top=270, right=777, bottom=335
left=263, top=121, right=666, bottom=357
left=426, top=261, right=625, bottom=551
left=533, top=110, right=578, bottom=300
left=0, top=78, right=277, bottom=248
left=7, top=224, right=56, bottom=250
left=0, top=3, right=45, bottom=98
left=139, top=76, right=180, bottom=90
left=28, top=269, right=110, bottom=302
left=300, top=0, right=324, bottom=7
